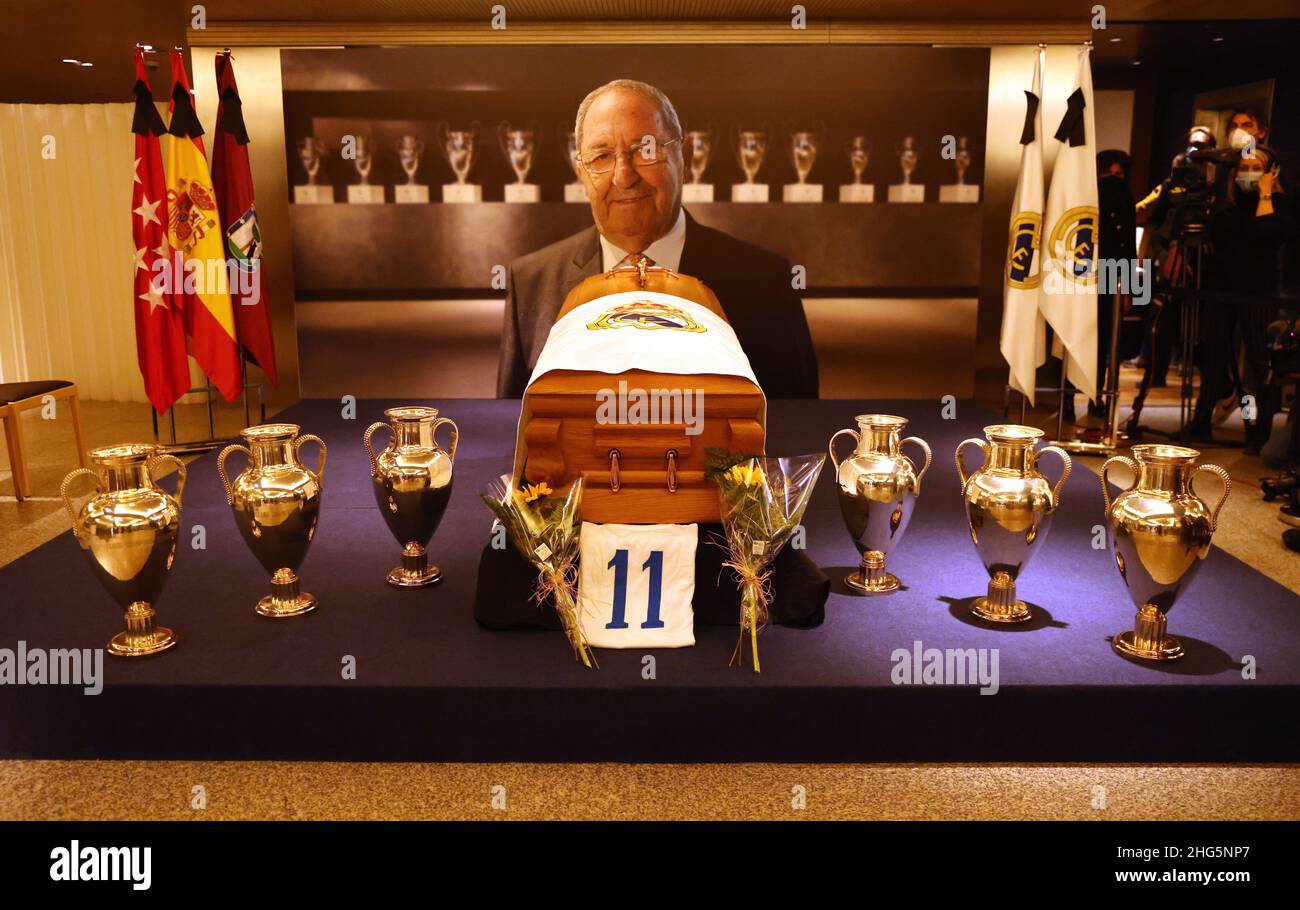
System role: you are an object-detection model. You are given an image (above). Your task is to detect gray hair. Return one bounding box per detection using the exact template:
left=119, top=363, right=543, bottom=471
left=574, top=79, right=683, bottom=153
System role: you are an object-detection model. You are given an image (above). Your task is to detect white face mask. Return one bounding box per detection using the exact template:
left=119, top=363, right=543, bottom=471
left=1229, top=127, right=1256, bottom=151
left=1235, top=171, right=1261, bottom=193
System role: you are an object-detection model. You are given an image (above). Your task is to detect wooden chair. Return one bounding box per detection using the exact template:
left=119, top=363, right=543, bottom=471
left=0, top=380, right=87, bottom=501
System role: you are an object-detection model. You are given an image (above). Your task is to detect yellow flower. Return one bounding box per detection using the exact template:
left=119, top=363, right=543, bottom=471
left=726, top=462, right=765, bottom=488
left=522, top=481, right=553, bottom=502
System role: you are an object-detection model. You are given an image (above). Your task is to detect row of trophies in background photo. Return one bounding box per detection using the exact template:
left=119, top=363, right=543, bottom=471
left=294, top=123, right=980, bottom=205
left=63, top=409, right=1227, bottom=666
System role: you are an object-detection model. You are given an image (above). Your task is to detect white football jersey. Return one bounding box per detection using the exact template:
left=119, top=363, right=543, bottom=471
left=578, top=522, right=697, bottom=649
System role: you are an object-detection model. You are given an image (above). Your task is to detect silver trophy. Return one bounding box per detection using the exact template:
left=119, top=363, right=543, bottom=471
left=351, top=135, right=375, bottom=186
left=497, top=121, right=537, bottom=185
left=897, top=136, right=918, bottom=185
left=846, top=136, right=871, bottom=185
left=788, top=126, right=823, bottom=185
left=395, top=135, right=425, bottom=185
left=297, top=137, right=328, bottom=185
left=563, top=127, right=581, bottom=179
left=954, top=135, right=972, bottom=185
left=734, top=128, right=768, bottom=185
left=686, top=127, right=713, bottom=184
left=436, top=121, right=478, bottom=185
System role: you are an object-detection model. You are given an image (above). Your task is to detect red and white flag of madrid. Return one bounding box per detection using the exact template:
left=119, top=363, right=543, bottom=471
left=130, top=47, right=190, bottom=414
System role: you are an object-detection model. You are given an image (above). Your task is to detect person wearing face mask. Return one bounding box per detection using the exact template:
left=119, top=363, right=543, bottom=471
left=1187, top=144, right=1296, bottom=453
left=1093, top=149, right=1137, bottom=419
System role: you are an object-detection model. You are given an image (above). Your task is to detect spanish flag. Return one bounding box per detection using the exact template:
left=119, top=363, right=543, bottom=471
left=165, top=49, right=242, bottom=402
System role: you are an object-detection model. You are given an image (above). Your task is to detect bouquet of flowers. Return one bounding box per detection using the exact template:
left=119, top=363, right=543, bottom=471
left=480, top=474, right=596, bottom=668
left=707, top=451, right=826, bottom=672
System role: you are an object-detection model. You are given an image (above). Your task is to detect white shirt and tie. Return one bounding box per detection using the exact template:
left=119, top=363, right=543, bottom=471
left=598, top=208, right=686, bottom=273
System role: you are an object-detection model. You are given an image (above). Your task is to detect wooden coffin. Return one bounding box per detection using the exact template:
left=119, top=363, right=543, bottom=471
left=516, top=266, right=766, bottom=524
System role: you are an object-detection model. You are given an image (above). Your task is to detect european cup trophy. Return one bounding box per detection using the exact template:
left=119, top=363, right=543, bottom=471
left=294, top=137, right=333, bottom=204
left=731, top=127, right=769, bottom=202
left=940, top=135, right=980, bottom=203
left=437, top=121, right=481, bottom=203
left=839, top=135, right=874, bottom=203
left=563, top=127, right=586, bottom=203
left=394, top=135, right=429, bottom=204
left=682, top=127, right=715, bottom=202
left=499, top=121, right=540, bottom=203
left=346, top=134, right=384, bottom=204
left=888, top=135, right=925, bottom=203
left=783, top=125, right=824, bottom=202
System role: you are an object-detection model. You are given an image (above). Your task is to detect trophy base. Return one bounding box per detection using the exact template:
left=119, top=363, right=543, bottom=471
left=564, top=182, right=588, bottom=203
left=887, top=183, right=926, bottom=203
left=504, top=183, right=540, bottom=203
left=107, top=626, right=177, bottom=658
left=387, top=565, right=442, bottom=587
left=782, top=183, right=823, bottom=203
left=293, top=185, right=334, bottom=204
left=443, top=183, right=482, bottom=204
left=844, top=571, right=900, bottom=595
left=346, top=184, right=385, bottom=204
left=394, top=184, right=430, bottom=204
left=839, top=183, right=875, bottom=203
left=731, top=183, right=769, bottom=203
left=939, top=184, right=980, bottom=203
left=257, top=568, right=317, bottom=618
left=970, top=572, right=1031, bottom=623
left=1113, top=630, right=1184, bottom=661
left=682, top=183, right=714, bottom=202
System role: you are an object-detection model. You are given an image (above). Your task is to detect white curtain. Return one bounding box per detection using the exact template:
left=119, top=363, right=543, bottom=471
left=0, top=103, right=149, bottom=402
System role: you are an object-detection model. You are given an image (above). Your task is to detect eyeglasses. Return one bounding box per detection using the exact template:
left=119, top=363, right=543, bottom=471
left=580, top=136, right=682, bottom=177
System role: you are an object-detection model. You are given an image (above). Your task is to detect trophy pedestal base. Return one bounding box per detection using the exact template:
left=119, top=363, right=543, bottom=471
left=731, top=183, right=769, bottom=203
left=888, top=184, right=926, bottom=203
left=257, top=569, right=317, bottom=618
left=939, top=184, right=980, bottom=203
left=347, top=185, right=385, bottom=204
left=443, top=183, right=482, bottom=204
left=293, top=185, right=334, bottom=204
left=839, top=184, right=875, bottom=203
left=682, top=183, right=714, bottom=202
left=971, top=572, right=1031, bottom=623
left=394, top=184, right=430, bottom=204
left=504, top=183, right=540, bottom=203
left=388, top=543, right=442, bottom=587
left=782, top=183, right=823, bottom=202
left=564, top=182, right=588, bottom=203
left=844, top=550, right=899, bottom=595
left=1113, top=605, right=1184, bottom=660
left=108, top=601, right=176, bottom=657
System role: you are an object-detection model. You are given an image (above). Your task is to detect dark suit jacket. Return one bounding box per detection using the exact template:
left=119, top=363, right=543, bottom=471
left=495, top=211, right=819, bottom=398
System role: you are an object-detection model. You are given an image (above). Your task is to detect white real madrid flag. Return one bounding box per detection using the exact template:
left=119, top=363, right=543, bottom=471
left=1000, top=49, right=1048, bottom=405
left=1040, top=45, right=1099, bottom=403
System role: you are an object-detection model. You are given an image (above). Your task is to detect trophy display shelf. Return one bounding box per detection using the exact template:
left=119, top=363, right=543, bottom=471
left=3, top=397, right=1298, bottom=764
left=290, top=201, right=982, bottom=294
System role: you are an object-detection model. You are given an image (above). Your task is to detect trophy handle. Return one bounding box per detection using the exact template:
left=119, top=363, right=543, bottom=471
left=827, top=428, right=859, bottom=472
left=363, top=421, right=389, bottom=476
left=216, top=443, right=251, bottom=507
left=295, top=434, right=327, bottom=481
left=431, top=417, right=459, bottom=462
left=899, top=436, right=932, bottom=494
left=147, top=453, right=187, bottom=511
left=59, top=467, right=100, bottom=536
left=1038, top=445, right=1073, bottom=510
left=954, top=438, right=989, bottom=490
left=1099, top=454, right=1137, bottom=515
left=1190, top=463, right=1231, bottom=531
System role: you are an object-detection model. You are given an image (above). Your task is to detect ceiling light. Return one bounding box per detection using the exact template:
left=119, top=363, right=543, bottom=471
left=61, top=58, right=80, bottom=64
left=1109, top=37, right=1121, bottom=43
left=1212, top=37, right=1224, bottom=43
left=80, top=61, right=93, bottom=67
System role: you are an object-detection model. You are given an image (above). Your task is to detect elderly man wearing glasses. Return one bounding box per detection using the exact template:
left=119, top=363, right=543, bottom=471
left=495, top=78, right=819, bottom=399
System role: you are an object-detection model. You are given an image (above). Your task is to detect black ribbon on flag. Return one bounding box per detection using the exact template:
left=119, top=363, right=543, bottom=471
left=1054, top=88, right=1087, bottom=147
left=1019, top=90, right=1039, bottom=145
left=168, top=81, right=205, bottom=139
left=217, top=85, right=251, bottom=145
left=131, top=80, right=167, bottom=137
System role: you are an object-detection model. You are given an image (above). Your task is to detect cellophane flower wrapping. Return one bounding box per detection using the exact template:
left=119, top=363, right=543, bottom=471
left=480, top=474, right=595, bottom=668
left=708, top=452, right=826, bottom=672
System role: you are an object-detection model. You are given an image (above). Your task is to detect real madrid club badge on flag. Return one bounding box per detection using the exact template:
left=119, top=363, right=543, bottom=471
left=1040, top=44, right=1100, bottom=403
left=1000, top=48, right=1048, bottom=405
left=578, top=523, right=697, bottom=649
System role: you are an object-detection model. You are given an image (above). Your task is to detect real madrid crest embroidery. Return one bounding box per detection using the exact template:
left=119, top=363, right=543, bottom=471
left=1045, top=205, right=1098, bottom=283
left=586, top=299, right=707, bottom=333
left=1006, top=211, right=1043, bottom=289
